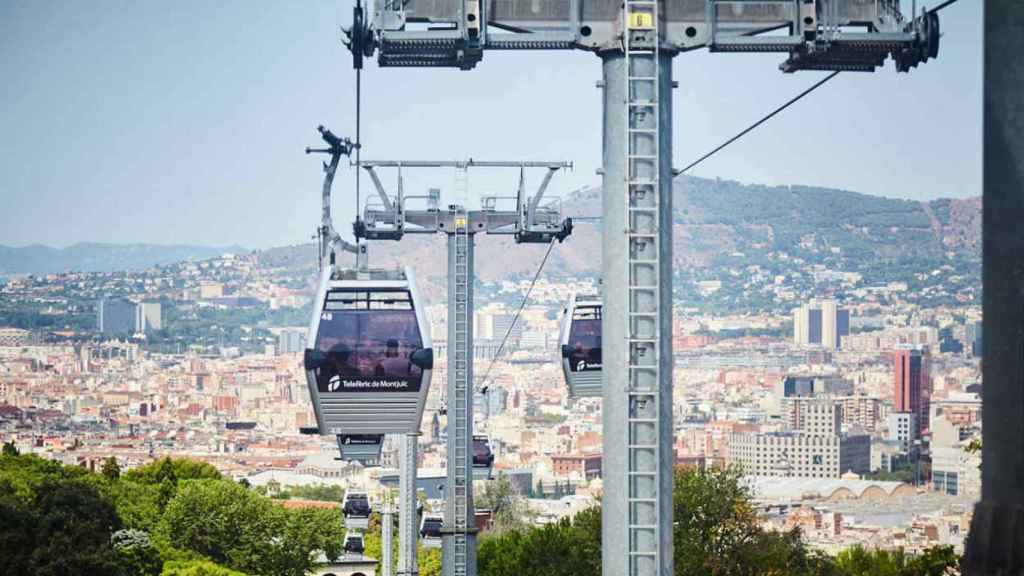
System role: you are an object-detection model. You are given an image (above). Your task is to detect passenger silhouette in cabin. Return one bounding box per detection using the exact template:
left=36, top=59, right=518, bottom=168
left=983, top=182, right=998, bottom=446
left=375, top=338, right=411, bottom=380
left=570, top=318, right=602, bottom=371
left=325, top=344, right=358, bottom=391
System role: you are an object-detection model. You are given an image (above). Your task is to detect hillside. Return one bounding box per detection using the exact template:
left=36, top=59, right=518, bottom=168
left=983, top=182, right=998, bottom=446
left=0, top=242, right=247, bottom=276
left=4, top=178, right=976, bottom=301
left=256, top=175, right=981, bottom=301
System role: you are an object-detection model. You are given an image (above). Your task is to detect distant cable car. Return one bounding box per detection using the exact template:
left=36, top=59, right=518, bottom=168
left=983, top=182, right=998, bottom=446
left=335, top=434, right=385, bottom=467
left=342, top=490, right=371, bottom=529
left=304, top=267, right=433, bottom=466
left=343, top=530, right=365, bottom=555
left=472, top=435, right=494, bottom=479
left=420, top=514, right=443, bottom=548
left=559, top=294, right=602, bottom=398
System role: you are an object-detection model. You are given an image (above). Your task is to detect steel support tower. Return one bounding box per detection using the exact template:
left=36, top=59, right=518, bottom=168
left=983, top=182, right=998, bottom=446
left=344, top=3, right=943, bottom=575
left=445, top=210, right=475, bottom=576
left=382, top=490, right=394, bottom=576
left=964, top=2, right=1024, bottom=572
left=354, top=160, right=573, bottom=576
left=602, top=3, right=674, bottom=571
left=398, top=432, right=419, bottom=576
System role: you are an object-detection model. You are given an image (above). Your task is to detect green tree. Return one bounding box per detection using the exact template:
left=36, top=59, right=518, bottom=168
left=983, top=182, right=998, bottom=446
left=834, top=546, right=906, bottom=576
left=673, top=465, right=825, bottom=576
left=279, top=506, right=344, bottom=565
left=112, top=528, right=162, bottom=576
left=674, top=465, right=762, bottom=575
left=160, top=559, right=248, bottom=576
left=906, top=545, right=959, bottom=576
left=157, top=479, right=278, bottom=571
left=158, top=479, right=340, bottom=576
left=25, top=477, right=125, bottom=576
left=833, top=545, right=958, bottom=576
left=103, top=456, right=123, bottom=480
left=0, top=451, right=90, bottom=500
left=274, top=483, right=344, bottom=502
left=125, top=457, right=222, bottom=485
left=125, top=457, right=221, bottom=513
left=477, top=506, right=600, bottom=576
left=476, top=473, right=533, bottom=533
left=0, top=479, right=37, bottom=576
left=418, top=547, right=442, bottom=576
left=2, top=441, right=18, bottom=457
left=108, top=477, right=163, bottom=532
left=475, top=466, right=833, bottom=576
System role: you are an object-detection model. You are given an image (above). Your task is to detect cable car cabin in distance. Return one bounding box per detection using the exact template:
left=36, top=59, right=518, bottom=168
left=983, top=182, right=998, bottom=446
left=343, top=531, right=365, bottom=555
left=304, top=267, right=433, bottom=465
left=420, top=514, right=443, bottom=548
left=342, top=490, right=372, bottom=530
left=560, top=294, right=602, bottom=398
left=472, top=435, right=494, bottom=479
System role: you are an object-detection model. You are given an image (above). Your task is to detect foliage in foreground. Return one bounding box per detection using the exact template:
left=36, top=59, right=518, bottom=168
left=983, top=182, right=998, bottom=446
left=0, top=453, right=342, bottom=576
left=0, top=452, right=962, bottom=576
left=477, top=465, right=960, bottom=576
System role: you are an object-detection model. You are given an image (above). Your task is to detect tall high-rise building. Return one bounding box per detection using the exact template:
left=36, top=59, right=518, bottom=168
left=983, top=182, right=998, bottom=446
left=792, top=299, right=849, bottom=349
left=97, top=298, right=138, bottom=335
left=966, top=320, right=983, bottom=357
left=476, top=312, right=522, bottom=342
left=137, top=302, right=161, bottom=332
left=277, top=328, right=307, bottom=355
left=893, top=347, right=932, bottom=436
left=97, top=299, right=161, bottom=335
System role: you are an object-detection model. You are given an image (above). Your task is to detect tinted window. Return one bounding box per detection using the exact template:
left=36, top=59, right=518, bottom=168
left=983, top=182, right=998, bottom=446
left=314, top=290, right=424, bottom=393
left=567, top=308, right=601, bottom=372
left=422, top=519, right=443, bottom=536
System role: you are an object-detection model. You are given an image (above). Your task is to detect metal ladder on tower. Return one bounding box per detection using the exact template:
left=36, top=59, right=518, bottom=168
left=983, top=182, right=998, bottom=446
left=451, top=209, right=471, bottom=576
left=623, top=1, right=662, bottom=575
left=454, top=164, right=469, bottom=208
left=382, top=487, right=394, bottom=576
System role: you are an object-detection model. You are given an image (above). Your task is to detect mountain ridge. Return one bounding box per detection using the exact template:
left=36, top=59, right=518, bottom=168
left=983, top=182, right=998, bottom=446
left=0, top=242, right=248, bottom=276
left=2, top=176, right=979, bottom=295
left=255, top=175, right=981, bottom=301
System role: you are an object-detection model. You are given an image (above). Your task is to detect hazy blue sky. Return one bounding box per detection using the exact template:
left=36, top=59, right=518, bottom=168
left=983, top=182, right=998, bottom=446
left=0, top=1, right=981, bottom=249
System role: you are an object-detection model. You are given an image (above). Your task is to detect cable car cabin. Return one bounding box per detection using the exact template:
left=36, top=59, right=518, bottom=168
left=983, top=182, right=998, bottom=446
left=342, top=490, right=372, bottom=529
left=473, top=435, right=494, bottom=479
left=342, top=490, right=372, bottom=517
left=559, top=294, right=602, bottom=398
left=343, top=531, right=365, bottom=555
left=336, top=434, right=385, bottom=467
left=420, top=514, right=443, bottom=548
left=304, top=267, right=434, bottom=456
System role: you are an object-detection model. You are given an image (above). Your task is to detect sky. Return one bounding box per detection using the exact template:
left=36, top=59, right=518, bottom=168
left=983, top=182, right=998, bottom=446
left=0, top=1, right=981, bottom=249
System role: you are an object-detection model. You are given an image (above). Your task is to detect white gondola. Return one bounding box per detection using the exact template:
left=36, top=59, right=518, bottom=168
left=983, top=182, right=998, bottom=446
left=472, top=435, right=494, bottom=480
left=419, top=514, right=443, bottom=549
left=559, top=293, right=602, bottom=398
left=343, top=530, right=365, bottom=555
left=304, top=266, right=433, bottom=466
left=341, top=490, right=372, bottom=530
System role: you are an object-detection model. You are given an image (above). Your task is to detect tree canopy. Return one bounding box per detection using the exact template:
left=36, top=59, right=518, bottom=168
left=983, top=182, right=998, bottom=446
left=0, top=452, right=343, bottom=576
left=476, top=465, right=958, bottom=576
left=0, top=452, right=961, bottom=576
